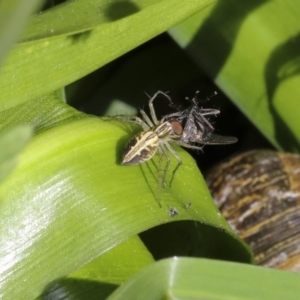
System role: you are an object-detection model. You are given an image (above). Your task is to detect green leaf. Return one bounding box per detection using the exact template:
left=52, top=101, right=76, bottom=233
left=0, top=0, right=215, bottom=111
left=40, top=236, right=155, bottom=300
left=109, top=257, right=300, bottom=300
left=169, top=0, right=300, bottom=152
left=0, top=0, right=43, bottom=65
left=0, top=125, right=33, bottom=183
left=0, top=95, right=251, bottom=300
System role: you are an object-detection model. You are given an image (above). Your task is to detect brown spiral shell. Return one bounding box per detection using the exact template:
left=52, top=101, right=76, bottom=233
left=206, top=150, right=300, bottom=272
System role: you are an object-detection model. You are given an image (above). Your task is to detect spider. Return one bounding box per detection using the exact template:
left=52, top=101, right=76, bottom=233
left=112, top=91, right=203, bottom=201
left=164, top=91, right=238, bottom=145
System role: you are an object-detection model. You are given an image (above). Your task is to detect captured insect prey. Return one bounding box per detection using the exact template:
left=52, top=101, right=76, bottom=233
left=108, top=90, right=237, bottom=204
left=164, top=91, right=238, bottom=146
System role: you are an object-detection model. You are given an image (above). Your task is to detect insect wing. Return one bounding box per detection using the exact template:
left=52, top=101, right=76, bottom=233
left=196, top=133, right=238, bottom=145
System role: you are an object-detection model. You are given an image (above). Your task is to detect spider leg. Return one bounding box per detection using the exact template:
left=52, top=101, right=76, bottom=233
left=199, top=108, right=220, bottom=116
left=148, top=91, right=173, bottom=125
left=159, top=143, right=171, bottom=189
left=156, top=147, right=165, bottom=207
left=175, top=141, right=204, bottom=151
left=105, top=115, right=150, bottom=130
left=194, top=112, right=215, bottom=132
left=162, top=111, right=182, bottom=120
left=140, top=109, right=155, bottom=128
left=163, top=142, right=182, bottom=187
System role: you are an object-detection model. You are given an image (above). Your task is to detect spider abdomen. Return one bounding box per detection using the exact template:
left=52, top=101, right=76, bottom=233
left=122, top=131, right=159, bottom=165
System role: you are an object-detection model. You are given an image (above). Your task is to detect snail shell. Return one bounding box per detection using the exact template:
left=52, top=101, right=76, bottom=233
left=206, top=150, right=300, bottom=272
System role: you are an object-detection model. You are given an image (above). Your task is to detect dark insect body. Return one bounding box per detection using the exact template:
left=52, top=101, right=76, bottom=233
left=164, top=91, right=238, bottom=146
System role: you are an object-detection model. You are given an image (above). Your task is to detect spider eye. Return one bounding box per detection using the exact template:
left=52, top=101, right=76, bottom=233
left=170, top=120, right=183, bottom=136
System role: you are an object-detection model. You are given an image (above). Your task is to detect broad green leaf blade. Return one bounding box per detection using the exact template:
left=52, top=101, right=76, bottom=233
left=0, top=95, right=251, bottom=300
left=0, top=0, right=215, bottom=112
left=39, top=223, right=250, bottom=299
left=169, top=0, right=300, bottom=152
left=0, top=125, right=33, bottom=183
left=109, top=257, right=300, bottom=300
left=0, top=0, right=43, bottom=65
left=39, top=236, right=155, bottom=300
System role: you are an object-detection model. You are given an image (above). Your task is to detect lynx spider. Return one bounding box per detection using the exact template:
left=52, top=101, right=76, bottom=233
left=114, top=91, right=203, bottom=203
